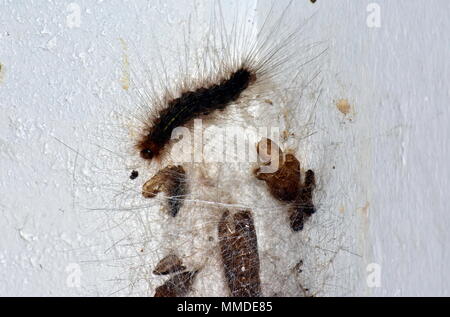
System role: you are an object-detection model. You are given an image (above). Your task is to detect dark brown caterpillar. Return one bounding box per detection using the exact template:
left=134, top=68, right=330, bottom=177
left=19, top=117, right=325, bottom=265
left=132, top=0, right=318, bottom=163
left=137, top=68, right=255, bottom=160
left=254, top=138, right=316, bottom=231
left=218, top=209, right=261, bottom=297
left=142, top=165, right=187, bottom=217
left=154, top=271, right=198, bottom=297
left=153, top=254, right=186, bottom=276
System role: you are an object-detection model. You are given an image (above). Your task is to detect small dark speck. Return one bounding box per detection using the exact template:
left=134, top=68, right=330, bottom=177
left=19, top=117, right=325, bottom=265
left=332, top=166, right=336, bottom=169
left=310, top=0, right=317, bottom=3
left=130, top=170, right=139, bottom=180
left=294, top=260, right=304, bottom=273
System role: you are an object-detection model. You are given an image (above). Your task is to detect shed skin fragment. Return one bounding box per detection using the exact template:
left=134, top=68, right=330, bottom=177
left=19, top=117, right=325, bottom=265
left=153, top=254, right=186, bottom=276
left=142, top=165, right=187, bottom=217
left=154, top=271, right=198, bottom=297
left=256, top=153, right=302, bottom=202
left=289, top=170, right=316, bottom=231
left=218, top=209, right=261, bottom=297
left=254, top=138, right=316, bottom=231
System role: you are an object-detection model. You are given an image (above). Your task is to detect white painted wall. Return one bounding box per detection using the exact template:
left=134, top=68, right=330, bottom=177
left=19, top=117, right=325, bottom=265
left=0, top=0, right=448, bottom=296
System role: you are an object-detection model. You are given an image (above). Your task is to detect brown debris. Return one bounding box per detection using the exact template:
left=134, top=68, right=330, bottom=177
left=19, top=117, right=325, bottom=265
left=254, top=138, right=316, bottom=231
left=154, top=271, right=198, bottom=297
left=142, top=165, right=187, bottom=217
left=153, top=254, right=186, bottom=276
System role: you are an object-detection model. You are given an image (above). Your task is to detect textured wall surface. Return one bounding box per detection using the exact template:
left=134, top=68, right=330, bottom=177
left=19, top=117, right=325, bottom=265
left=0, top=0, right=449, bottom=296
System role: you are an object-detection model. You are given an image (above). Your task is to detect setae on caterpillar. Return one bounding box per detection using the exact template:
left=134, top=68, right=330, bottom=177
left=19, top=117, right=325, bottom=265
left=128, top=0, right=324, bottom=164
left=137, top=68, right=255, bottom=160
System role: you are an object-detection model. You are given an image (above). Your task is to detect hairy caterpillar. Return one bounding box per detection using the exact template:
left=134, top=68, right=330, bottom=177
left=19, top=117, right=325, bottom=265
left=120, top=0, right=326, bottom=166
left=137, top=68, right=255, bottom=160
left=70, top=0, right=362, bottom=297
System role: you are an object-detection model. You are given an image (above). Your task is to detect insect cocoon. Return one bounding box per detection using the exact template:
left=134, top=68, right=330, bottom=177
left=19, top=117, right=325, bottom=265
left=74, top=0, right=355, bottom=297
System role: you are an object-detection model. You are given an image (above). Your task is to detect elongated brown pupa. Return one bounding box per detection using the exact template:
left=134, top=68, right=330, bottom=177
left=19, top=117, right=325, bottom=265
left=218, top=209, right=261, bottom=297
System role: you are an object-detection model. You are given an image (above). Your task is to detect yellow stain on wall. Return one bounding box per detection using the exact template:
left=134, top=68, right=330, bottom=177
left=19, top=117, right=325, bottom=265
left=0, top=63, right=4, bottom=84
left=336, top=99, right=351, bottom=115
left=358, top=201, right=370, bottom=218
